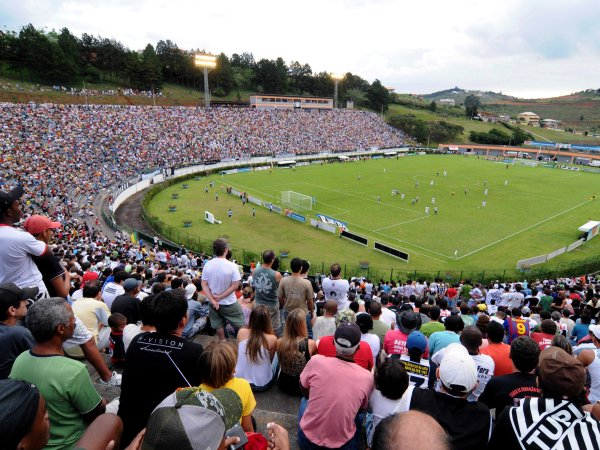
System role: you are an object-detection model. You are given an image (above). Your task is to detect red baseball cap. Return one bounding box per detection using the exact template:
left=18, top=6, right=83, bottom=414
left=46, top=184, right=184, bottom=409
left=23, top=215, right=61, bottom=235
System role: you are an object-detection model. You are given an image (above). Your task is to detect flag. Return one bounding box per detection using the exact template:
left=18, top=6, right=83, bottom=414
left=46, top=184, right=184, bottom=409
left=131, top=230, right=138, bottom=244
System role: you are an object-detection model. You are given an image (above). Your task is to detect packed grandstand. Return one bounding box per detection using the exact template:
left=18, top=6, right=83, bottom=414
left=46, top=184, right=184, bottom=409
left=2, top=102, right=600, bottom=450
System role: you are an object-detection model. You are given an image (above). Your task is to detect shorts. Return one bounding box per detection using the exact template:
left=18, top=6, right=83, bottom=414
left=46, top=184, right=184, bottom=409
left=256, top=302, right=281, bottom=334
left=209, top=302, right=246, bottom=331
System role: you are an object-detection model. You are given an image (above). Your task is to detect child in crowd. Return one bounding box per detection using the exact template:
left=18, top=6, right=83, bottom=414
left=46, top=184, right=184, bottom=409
left=108, top=313, right=127, bottom=367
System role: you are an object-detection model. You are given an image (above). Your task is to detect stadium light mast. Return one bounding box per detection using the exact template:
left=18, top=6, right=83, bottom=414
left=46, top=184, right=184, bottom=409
left=195, top=53, right=217, bottom=109
left=331, top=73, right=344, bottom=108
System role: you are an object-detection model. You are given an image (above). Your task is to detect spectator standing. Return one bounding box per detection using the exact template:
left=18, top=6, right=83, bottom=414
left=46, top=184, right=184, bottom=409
left=0, top=186, right=50, bottom=297
left=23, top=215, right=71, bottom=298
left=201, top=239, right=245, bottom=340
left=277, top=257, right=314, bottom=333
left=577, top=324, right=600, bottom=402
left=321, top=263, right=350, bottom=311
left=252, top=249, right=283, bottom=334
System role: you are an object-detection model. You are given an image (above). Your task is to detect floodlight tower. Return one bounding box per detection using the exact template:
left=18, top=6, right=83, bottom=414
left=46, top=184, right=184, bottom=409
left=331, top=73, right=344, bottom=108
left=195, top=54, right=217, bottom=109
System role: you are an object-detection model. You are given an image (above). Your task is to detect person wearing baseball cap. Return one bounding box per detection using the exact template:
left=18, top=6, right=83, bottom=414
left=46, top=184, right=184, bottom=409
left=396, top=330, right=431, bottom=389
left=143, top=387, right=243, bottom=450
left=317, top=320, right=375, bottom=371
left=298, top=322, right=374, bottom=449
left=0, top=188, right=51, bottom=298
left=0, top=283, right=38, bottom=379
left=490, top=346, right=599, bottom=449
left=396, top=343, right=492, bottom=450
left=23, top=214, right=71, bottom=299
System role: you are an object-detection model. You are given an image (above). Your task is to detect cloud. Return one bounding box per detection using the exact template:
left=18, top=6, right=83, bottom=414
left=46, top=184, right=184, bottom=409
left=1, top=0, right=599, bottom=97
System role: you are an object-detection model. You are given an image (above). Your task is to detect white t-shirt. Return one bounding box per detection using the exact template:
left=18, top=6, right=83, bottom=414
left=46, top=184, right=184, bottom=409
left=123, top=324, right=143, bottom=353
left=361, top=332, right=381, bottom=360
left=201, top=257, right=241, bottom=305
left=0, top=225, right=47, bottom=295
left=367, top=389, right=402, bottom=446
left=468, top=354, right=495, bottom=402
left=102, top=282, right=125, bottom=309
left=322, top=277, right=350, bottom=310
left=380, top=307, right=396, bottom=328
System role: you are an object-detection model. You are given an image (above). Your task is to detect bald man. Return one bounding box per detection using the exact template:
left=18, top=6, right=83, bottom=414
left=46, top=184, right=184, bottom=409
left=372, top=411, right=450, bottom=450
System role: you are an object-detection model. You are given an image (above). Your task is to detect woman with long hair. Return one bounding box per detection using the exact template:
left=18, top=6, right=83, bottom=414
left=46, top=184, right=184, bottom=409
left=236, top=305, right=278, bottom=391
left=276, top=308, right=317, bottom=396
left=197, top=340, right=256, bottom=432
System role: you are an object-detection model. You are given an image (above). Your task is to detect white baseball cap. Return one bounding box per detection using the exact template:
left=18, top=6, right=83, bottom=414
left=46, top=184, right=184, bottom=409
left=589, top=324, right=600, bottom=340
left=184, top=283, right=197, bottom=300
left=439, top=344, right=478, bottom=395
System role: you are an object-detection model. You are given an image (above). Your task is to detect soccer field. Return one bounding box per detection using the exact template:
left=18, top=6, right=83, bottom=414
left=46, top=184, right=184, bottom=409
left=146, top=155, right=600, bottom=277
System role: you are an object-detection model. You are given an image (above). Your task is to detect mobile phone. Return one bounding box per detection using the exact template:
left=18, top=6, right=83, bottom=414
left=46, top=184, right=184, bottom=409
left=226, top=423, right=248, bottom=450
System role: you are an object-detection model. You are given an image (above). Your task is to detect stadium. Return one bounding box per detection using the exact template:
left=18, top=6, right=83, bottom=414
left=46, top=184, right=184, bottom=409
left=3, top=10, right=600, bottom=450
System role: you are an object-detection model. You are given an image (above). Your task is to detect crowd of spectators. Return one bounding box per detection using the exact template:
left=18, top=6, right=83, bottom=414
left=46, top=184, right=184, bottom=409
left=2, top=100, right=600, bottom=449
left=2, top=189, right=600, bottom=449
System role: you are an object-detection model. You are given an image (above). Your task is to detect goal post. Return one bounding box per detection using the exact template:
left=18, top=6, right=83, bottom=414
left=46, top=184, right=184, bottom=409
left=281, top=191, right=313, bottom=211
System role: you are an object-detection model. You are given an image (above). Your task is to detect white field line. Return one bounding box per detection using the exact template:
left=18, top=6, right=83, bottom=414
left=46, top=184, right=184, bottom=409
left=299, top=181, right=420, bottom=215
left=219, top=179, right=449, bottom=263
left=374, top=215, right=430, bottom=231
left=219, top=179, right=349, bottom=214
left=457, top=198, right=595, bottom=259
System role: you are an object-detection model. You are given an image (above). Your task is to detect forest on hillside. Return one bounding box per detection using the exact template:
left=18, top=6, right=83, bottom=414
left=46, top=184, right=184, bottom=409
left=0, top=24, right=391, bottom=110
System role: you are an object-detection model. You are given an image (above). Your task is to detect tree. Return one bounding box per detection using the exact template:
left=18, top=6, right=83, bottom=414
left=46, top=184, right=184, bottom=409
left=367, top=79, right=391, bottom=112
left=464, top=94, right=481, bottom=118
left=429, top=101, right=437, bottom=112
left=140, top=44, right=162, bottom=91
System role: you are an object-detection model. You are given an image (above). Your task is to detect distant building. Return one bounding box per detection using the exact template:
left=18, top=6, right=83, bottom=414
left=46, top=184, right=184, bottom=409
left=249, top=94, right=333, bottom=110
left=540, top=118, right=562, bottom=128
left=518, top=112, right=540, bottom=126
left=478, top=111, right=498, bottom=123
left=439, top=98, right=455, bottom=107
left=498, top=114, right=511, bottom=123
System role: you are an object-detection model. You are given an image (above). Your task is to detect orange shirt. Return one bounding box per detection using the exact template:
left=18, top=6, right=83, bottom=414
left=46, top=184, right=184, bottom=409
left=481, top=342, right=513, bottom=376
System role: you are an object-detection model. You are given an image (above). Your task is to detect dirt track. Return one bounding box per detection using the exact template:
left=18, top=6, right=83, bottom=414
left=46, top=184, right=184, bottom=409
left=113, top=188, right=156, bottom=235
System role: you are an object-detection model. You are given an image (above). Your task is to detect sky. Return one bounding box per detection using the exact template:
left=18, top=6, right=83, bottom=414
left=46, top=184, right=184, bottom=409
left=1, top=0, right=599, bottom=99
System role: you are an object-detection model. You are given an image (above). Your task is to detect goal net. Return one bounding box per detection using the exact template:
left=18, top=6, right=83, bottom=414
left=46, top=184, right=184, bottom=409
left=281, top=191, right=313, bottom=211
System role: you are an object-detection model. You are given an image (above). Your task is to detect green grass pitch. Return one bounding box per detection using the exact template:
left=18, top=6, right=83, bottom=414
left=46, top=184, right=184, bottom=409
left=146, top=155, right=600, bottom=276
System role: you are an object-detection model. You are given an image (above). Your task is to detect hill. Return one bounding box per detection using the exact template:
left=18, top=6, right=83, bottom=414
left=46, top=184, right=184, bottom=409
left=423, top=87, right=517, bottom=104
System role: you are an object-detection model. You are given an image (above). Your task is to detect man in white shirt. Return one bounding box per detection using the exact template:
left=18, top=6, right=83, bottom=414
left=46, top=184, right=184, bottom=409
left=321, top=263, right=350, bottom=311
left=102, top=270, right=127, bottom=309
left=0, top=186, right=50, bottom=297
left=201, top=238, right=244, bottom=340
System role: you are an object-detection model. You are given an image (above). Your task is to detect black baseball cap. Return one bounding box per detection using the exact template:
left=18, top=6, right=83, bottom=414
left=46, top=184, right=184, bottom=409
left=0, top=283, right=39, bottom=310
left=0, top=186, right=24, bottom=213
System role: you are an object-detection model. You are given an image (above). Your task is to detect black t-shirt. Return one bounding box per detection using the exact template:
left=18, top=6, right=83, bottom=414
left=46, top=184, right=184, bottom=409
left=32, top=253, right=66, bottom=297
left=409, top=388, right=491, bottom=450
left=479, top=372, right=542, bottom=417
left=111, top=294, right=141, bottom=325
left=118, top=332, right=203, bottom=445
